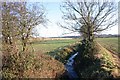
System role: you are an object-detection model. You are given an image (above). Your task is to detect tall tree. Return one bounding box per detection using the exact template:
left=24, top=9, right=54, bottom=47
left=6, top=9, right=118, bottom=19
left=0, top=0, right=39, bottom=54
left=60, top=0, right=117, bottom=42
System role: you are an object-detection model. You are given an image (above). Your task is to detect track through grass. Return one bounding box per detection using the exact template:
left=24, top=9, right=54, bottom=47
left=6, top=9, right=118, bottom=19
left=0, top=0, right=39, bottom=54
left=96, top=38, right=119, bottom=54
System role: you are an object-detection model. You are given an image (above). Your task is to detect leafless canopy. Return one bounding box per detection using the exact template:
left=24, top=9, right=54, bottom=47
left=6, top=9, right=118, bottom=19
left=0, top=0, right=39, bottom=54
left=60, top=0, right=117, bottom=41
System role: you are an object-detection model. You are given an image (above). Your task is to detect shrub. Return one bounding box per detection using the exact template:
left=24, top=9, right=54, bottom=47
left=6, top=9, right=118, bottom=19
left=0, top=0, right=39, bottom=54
left=2, top=51, right=35, bottom=78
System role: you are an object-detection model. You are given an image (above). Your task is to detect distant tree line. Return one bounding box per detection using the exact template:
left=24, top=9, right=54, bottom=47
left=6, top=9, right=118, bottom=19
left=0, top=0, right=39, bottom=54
left=96, top=34, right=119, bottom=38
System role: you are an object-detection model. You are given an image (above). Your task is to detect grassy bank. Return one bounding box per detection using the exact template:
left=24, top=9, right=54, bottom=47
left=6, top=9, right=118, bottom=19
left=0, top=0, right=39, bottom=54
left=46, top=41, right=81, bottom=64
left=74, top=42, right=120, bottom=79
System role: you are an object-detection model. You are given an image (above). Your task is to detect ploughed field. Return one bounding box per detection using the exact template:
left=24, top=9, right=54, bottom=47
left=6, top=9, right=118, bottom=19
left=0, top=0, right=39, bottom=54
left=96, top=38, right=119, bottom=54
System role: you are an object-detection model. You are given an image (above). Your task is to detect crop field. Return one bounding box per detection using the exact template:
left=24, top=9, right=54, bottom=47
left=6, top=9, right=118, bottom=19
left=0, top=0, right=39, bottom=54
left=31, top=38, right=80, bottom=53
left=30, top=37, right=119, bottom=54
left=96, top=38, right=119, bottom=54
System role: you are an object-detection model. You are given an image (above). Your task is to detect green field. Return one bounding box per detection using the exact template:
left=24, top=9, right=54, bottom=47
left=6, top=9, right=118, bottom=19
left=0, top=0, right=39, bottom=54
left=96, top=38, right=119, bottom=53
left=31, top=38, right=119, bottom=54
left=31, top=39, right=80, bottom=53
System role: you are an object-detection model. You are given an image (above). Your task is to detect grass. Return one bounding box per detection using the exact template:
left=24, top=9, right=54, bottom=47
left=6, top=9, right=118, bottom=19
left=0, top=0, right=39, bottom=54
left=97, top=42, right=120, bottom=77
left=27, top=38, right=81, bottom=78
left=47, top=42, right=81, bottom=64
left=30, top=37, right=119, bottom=55
left=31, top=38, right=80, bottom=53
left=2, top=37, right=119, bottom=78
left=96, top=38, right=119, bottom=53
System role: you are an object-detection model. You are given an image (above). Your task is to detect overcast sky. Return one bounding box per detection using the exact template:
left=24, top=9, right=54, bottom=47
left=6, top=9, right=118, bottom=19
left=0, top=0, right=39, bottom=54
left=32, top=0, right=119, bottom=37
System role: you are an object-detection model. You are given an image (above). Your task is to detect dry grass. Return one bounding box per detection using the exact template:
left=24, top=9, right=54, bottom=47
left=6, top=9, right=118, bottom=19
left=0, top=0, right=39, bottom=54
left=23, top=52, right=65, bottom=78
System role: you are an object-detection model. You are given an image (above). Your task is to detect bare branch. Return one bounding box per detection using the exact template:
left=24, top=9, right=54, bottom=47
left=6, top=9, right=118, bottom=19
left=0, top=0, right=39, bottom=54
left=60, top=0, right=117, bottom=41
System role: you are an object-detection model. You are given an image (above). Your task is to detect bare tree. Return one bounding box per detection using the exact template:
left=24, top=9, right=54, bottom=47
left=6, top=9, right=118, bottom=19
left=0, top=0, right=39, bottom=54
left=15, top=2, right=47, bottom=52
left=1, top=2, right=47, bottom=53
left=60, top=0, right=117, bottom=42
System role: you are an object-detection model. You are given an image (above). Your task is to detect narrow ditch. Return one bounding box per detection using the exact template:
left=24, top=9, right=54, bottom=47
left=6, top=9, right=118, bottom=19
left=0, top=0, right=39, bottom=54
left=65, top=52, right=79, bottom=79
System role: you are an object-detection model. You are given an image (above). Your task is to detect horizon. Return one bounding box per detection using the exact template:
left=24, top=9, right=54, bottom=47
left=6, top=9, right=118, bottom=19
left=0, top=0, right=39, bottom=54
left=32, top=34, right=119, bottom=38
left=33, top=1, right=119, bottom=37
